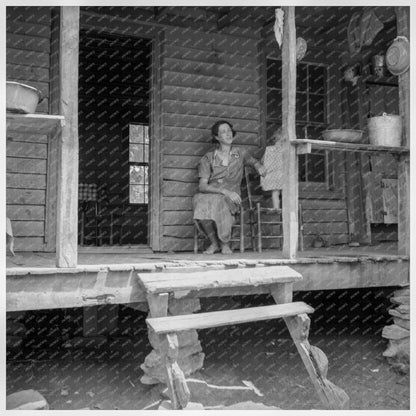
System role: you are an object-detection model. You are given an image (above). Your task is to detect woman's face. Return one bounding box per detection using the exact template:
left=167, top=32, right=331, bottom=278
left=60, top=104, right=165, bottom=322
left=215, top=123, right=234, bottom=145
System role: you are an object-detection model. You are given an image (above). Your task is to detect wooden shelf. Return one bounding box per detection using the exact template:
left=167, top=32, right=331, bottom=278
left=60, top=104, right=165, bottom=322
left=291, top=139, right=410, bottom=155
left=7, top=113, right=65, bottom=135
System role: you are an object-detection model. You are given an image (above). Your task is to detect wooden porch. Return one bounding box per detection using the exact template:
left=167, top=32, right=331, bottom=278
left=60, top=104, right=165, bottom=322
left=6, top=243, right=409, bottom=312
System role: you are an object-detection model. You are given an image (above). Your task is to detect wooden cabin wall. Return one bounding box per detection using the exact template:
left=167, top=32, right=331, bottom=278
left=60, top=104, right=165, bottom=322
left=160, top=25, right=262, bottom=252
left=6, top=7, right=53, bottom=251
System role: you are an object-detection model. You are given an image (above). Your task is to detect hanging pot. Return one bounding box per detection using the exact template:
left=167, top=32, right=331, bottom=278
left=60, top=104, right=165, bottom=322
left=6, top=81, right=43, bottom=113
left=386, top=36, right=410, bottom=76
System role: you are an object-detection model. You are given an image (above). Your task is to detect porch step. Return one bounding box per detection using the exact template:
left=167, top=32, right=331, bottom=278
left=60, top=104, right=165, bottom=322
left=137, top=265, right=302, bottom=294
left=147, top=301, right=314, bottom=334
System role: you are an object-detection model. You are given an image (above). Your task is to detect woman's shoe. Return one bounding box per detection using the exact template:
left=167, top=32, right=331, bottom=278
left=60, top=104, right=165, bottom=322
left=221, top=244, right=233, bottom=254
left=203, top=243, right=220, bottom=254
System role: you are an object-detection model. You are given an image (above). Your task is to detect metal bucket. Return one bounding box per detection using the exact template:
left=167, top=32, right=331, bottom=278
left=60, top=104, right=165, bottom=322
left=367, top=113, right=402, bottom=147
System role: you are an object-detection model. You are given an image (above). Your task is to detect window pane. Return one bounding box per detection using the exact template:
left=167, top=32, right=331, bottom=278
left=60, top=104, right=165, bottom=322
left=129, top=143, right=145, bottom=163
left=267, top=89, right=282, bottom=120
left=129, top=124, right=144, bottom=143
left=296, top=92, right=307, bottom=122
left=297, top=64, right=307, bottom=91
left=307, top=153, right=325, bottom=182
left=298, top=154, right=306, bottom=181
left=309, top=66, right=326, bottom=94
left=130, top=165, right=146, bottom=184
left=266, top=59, right=281, bottom=89
left=130, top=184, right=148, bottom=204
left=309, top=94, right=325, bottom=123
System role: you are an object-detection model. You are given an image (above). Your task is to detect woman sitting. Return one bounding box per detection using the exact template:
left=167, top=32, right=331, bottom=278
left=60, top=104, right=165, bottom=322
left=193, top=120, right=266, bottom=254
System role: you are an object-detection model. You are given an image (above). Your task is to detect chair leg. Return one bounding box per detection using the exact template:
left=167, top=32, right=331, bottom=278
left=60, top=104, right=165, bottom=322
left=240, top=207, right=244, bottom=253
left=193, top=223, right=199, bottom=254
left=249, top=211, right=256, bottom=251
left=256, top=202, right=262, bottom=253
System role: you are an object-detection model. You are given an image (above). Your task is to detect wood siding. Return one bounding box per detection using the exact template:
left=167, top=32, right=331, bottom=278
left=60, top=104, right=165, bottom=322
left=6, top=7, right=52, bottom=251
left=160, top=26, right=262, bottom=251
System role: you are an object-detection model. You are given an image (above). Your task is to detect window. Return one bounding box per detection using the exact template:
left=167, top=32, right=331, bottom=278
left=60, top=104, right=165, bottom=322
left=129, top=123, right=149, bottom=204
left=266, top=58, right=328, bottom=184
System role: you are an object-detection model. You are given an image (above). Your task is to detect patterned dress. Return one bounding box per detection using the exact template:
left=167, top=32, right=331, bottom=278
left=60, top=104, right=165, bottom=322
left=193, top=146, right=258, bottom=243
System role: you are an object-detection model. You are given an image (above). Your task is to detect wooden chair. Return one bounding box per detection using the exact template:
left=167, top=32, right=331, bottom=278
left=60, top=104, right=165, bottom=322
left=244, top=167, right=283, bottom=252
left=193, top=206, right=245, bottom=253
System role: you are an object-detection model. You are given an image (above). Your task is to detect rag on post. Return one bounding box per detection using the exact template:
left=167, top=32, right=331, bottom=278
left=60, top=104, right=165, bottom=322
left=348, top=9, right=384, bottom=55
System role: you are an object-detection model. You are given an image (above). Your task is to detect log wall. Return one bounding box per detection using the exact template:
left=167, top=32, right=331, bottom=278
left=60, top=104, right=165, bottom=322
left=6, top=7, right=53, bottom=251
left=160, top=26, right=262, bottom=251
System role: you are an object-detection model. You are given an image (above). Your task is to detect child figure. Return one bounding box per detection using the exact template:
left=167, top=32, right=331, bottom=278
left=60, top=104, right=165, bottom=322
left=260, top=127, right=285, bottom=209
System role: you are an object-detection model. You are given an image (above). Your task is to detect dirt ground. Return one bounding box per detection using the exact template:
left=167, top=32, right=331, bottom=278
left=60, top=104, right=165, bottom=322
left=6, top=290, right=410, bottom=411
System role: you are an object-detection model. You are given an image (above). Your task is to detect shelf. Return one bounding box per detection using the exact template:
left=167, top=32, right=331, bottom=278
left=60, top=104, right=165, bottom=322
left=291, top=139, right=410, bottom=155
left=7, top=113, right=65, bottom=135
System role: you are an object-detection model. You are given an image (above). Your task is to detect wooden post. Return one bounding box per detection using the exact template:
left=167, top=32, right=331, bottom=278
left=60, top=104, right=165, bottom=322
left=56, top=7, right=80, bottom=267
left=281, top=7, right=298, bottom=258
left=395, top=7, right=410, bottom=256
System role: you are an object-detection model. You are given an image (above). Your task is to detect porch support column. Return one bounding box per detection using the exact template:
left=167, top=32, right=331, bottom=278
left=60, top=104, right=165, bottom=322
left=395, top=6, right=410, bottom=256
left=56, top=6, right=80, bottom=267
left=281, top=7, right=298, bottom=258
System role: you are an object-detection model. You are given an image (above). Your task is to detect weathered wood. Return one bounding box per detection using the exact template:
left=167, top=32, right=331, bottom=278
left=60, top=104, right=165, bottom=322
left=56, top=6, right=79, bottom=268
left=7, top=189, right=45, bottom=205
left=6, top=114, right=65, bottom=135
left=147, top=293, right=169, bottom=318
left=6, top=205, right=45, bottom=221
left=163, top=99, right=259, bottom=121
left=138, top=266, right=303, bottom=294
left=6, top=157, right=47, bottom=174
left=6, top=141, right=47, bottom=159
left=9, top=221, right=44, bottom=237
left=7, top=173, right=46, bottom=189
left=148, top=302, right=313, bottom=334
left=291, top=139, right=410, bottom=154
left=7, top=33, right=51, bottom=53
left=6, top=48, right=50, bottom=68
left=302, top=209, right=348, bottom=223
left=281, top=7, right=298, bottom=259
left=7, top=132, right=48, bottom=144
left=164, top=70, right=258, bottom=94
left=6, top=63, right=49, bottom=83
left=278, top=313, right=349, bottom=409
left=398, top=155, right=409, bottom=255
left=6, top=19, right=51, bottom=38
left=149, top=30, right=163, bottom=252
left=162, top=86, right=259, bottom=108
left=164, top=333, right=190, bottom=409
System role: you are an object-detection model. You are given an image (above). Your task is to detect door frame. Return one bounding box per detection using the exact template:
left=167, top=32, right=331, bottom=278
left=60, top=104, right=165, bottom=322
left=78, top=10, right=162, bottom=250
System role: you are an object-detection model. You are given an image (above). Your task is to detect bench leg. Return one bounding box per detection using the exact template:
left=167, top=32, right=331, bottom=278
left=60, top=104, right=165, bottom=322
left=283, top=314, right=350, bottom=410
left=164, top=333, right=191, bottom=409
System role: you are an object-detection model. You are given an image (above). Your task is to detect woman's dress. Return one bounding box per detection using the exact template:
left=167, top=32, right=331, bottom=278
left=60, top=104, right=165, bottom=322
left=193, top=146, right=258, bottom=243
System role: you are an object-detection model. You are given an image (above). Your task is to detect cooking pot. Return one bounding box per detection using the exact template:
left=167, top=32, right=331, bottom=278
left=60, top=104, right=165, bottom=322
left=6, top=81, right=43, bottom=113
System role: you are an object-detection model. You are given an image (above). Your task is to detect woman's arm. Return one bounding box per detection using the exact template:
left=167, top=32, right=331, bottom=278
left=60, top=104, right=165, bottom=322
left=243, top=150, right=267, bottom=176
left=198, top=178, right=242, bottom=205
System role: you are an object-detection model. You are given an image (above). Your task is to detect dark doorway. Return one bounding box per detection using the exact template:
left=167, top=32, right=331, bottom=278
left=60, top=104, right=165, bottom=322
left=78, top=30, right=151, bottom=246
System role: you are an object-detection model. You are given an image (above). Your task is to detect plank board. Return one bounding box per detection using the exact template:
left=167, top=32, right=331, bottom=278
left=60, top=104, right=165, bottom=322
left=163, top=57, right=257, bottom=81
left=7, top=173, right=47, bottom=189
left=6, top=64, right=50, bottom=83
left=7, top=157, right=47, bottom=174
left=162, top=86, right=259, bottom=108
left=165, top=26, right=257, bottom=56
left=137, top=265, right=303, bottom=294
left=10, top=220, right=44, bottom=237
left=163, top=114, right=258, bottom=134
left=162, top=181, right=198, bottom=197
left=163, top=100, right=259, bottom=121
left=6, top=48, right=50, bottom=68
left=164, top=126, right=257, bottom=144
left=6, top=141, right=47, bottom=159
left=147, top=302, right=314, bottom=334
left=164, top=44, right=258, bottom=69
left=164, top=71, right=258, bottom=95
left=163, top=196, right=194, bottom=211
left=7, top=33, right=51, bottom=53
left=6, top=114, right=64, bottom=135
left=7, top=189, right=46, bottom=205
left=7, top=132, right=48, bottom=143
left=6, top=205, right=45, bottom=221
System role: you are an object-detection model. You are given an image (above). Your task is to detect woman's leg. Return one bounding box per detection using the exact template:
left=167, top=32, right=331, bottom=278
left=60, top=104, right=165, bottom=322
left=198, top=220, right=220, bottom=254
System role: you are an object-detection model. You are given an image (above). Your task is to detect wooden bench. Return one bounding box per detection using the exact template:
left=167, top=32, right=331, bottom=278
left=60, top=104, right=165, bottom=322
left=137, top=266, right=349, bottom=410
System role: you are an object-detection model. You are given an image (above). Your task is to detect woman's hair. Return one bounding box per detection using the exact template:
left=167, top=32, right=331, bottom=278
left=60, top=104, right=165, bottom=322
left=211, top=120, right=236, bottom=143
